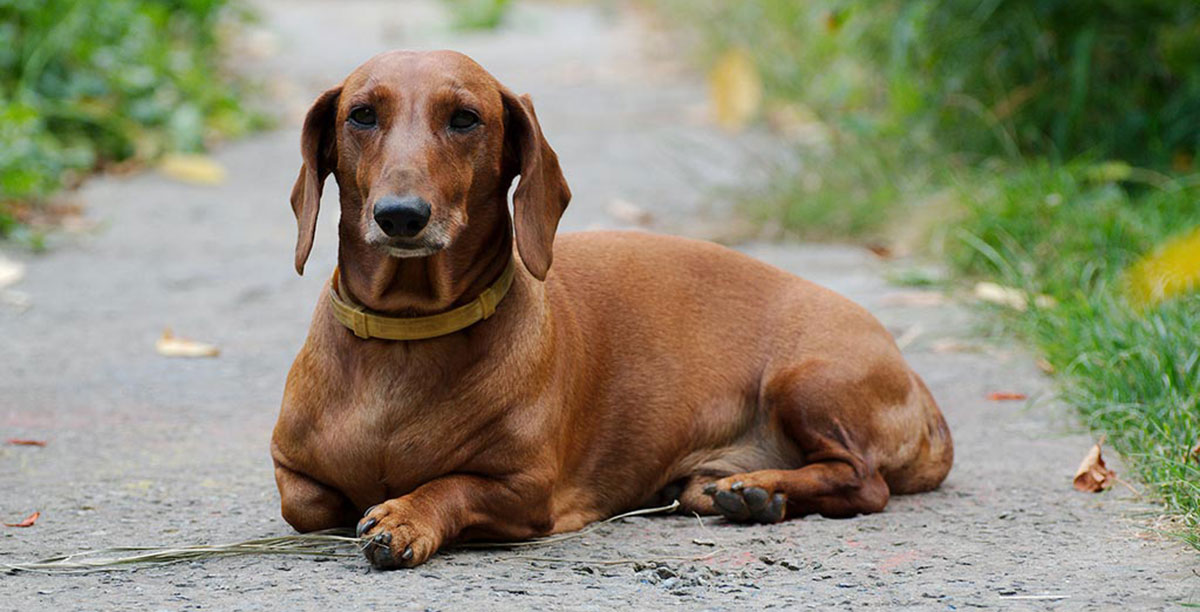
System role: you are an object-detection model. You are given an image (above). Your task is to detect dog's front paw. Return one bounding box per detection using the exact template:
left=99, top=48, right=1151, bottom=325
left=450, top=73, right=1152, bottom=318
left=356, top=500, right=439, bottom=569
left=703, top=480, right=787, bottom=524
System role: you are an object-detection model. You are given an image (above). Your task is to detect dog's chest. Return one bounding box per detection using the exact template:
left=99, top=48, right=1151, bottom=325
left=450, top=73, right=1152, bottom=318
left=285, top=353, right=525, bottom=504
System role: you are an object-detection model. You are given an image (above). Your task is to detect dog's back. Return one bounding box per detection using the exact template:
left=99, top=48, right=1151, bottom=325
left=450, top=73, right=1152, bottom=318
left=545, top=230, right=952, bottom=501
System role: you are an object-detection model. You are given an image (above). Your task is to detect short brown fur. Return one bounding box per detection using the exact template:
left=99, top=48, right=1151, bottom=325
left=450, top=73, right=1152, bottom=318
left=272, top=50, right=953, bottom=568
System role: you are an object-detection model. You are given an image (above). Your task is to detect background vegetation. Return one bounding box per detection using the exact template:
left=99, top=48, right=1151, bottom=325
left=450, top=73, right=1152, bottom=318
left=0, top=0, right=259, bottom=239
left=658, top=0, right=1200, bottom=542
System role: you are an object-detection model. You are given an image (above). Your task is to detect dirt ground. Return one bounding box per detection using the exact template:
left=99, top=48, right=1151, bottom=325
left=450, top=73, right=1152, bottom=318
left=1, top=2, right=1196, bottom=610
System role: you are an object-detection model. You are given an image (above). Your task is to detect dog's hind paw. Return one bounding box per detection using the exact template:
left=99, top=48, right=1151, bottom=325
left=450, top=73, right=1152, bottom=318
left=703, top=481, right=787, bottom=524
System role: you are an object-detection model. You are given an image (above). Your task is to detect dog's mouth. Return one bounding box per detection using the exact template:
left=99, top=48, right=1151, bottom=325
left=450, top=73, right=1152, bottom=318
left=376, top=240, right=446, bottom=258
left=365, top=226, right=449, bottom=258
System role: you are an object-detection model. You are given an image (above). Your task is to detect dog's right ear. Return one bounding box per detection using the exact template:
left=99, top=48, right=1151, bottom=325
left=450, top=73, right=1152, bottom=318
left=290, top=86, right=342, bottom=275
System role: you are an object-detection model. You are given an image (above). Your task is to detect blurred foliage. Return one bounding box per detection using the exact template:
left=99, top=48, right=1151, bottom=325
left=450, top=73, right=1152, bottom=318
left=0, top=0, right=262, bottom=235
left=441, top=0, right=512, bottom=31
left=666, top=0, right=1200, bottom=167
left=948, top=163, right=1200, bottom=294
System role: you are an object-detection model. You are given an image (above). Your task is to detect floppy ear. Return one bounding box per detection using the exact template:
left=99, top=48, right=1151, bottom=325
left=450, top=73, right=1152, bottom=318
left=290, top=86, right=342, bottom=275
left=502, top=88, right=571, bottom=281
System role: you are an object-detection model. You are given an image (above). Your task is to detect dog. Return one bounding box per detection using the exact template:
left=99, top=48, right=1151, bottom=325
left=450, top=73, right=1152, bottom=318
left=271, top=50, right=953, bottom=569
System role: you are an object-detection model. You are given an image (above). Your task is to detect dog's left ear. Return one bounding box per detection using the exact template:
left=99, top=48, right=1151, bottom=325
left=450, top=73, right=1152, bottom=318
left=290, top=86, right=342, bottom=276
left=502, top=88, right=571, bottom=281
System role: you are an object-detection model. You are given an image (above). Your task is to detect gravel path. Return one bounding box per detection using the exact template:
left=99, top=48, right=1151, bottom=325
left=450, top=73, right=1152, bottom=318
left=1, top=2, right=1195, bottom=609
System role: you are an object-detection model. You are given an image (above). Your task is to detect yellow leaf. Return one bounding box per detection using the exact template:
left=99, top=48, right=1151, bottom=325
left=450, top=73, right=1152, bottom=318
left=708, top=47, right=762, bottom=131
left=1125, top=226, right=1200, bottom=308
left=155, top=329, right=220, bottom=358
left=159, top=154, right=227, bottom=186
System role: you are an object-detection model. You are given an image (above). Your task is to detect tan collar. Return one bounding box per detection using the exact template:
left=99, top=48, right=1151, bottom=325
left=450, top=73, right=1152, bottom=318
left=329, top=259, right=516, bottom=340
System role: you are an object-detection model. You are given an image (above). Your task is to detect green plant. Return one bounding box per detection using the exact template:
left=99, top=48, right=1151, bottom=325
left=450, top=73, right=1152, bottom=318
left=0, top=0, right=261, bottom=234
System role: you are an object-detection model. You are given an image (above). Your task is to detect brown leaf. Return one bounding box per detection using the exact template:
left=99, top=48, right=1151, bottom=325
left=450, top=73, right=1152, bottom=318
left=6, top=438, right=47, bottom=446
left=1073, top=442, right=1116, bottom=493
left=4, top=511, right=40, bottom=527
left=987, top=391, right=1027, bottom=401
left=1189, top=440, right=1200, bottom=463
left=865, top=243, right=894, bottom=259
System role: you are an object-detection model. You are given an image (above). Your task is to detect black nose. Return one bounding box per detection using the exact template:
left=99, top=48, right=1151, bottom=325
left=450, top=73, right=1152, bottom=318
left=373, top=196, right=431, bottom=238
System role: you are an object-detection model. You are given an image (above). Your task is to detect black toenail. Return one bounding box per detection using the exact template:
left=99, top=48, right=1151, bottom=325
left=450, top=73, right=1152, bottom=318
left=364, top=504, right=379, bottom=516
left=714, top=489, right=751, bottom=521
left=743, top=486, right=769, bottom=509
left=372, top=544, right=393, bottom=566
left=356, top=517, right=377, bottom=538
left=702, top=483, right=717, bottom=496
left=374, top=531, right=392, bottom=546
left=402, top=546, right=414, bottom=561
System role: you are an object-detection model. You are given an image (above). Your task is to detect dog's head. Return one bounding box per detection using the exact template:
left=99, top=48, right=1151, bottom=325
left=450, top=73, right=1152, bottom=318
left=290, top=50, right=570, bottom=280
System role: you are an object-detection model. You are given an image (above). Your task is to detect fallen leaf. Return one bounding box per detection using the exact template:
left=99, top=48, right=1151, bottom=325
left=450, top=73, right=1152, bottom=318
left=6, top=439, right=47, bottom=446
left=880, top=291, right=947, bottom=307
left=1189, top=440, right=1200, bottom=463
left=606, top=199, right=653, bottom=227
left=1073, top=441, right=1115, bottom=492
left=973, top=281, right=1027, bottom=309
left=155, top=329, right=220, bottom=358
left=158, top=154, right=227, bottom=186
left=4, top=511, right=39, bottom=527
left=988, top=391, right=1027, bottom=401
left=1035, top=358, right=1055, bottom=374
left=865, top=243, right=894, bottom=259
left=708, top=47, right=762, bottom=131
left=972, top=282, right=1056, bottom=311
left=0, top=256, right=24, bottom=290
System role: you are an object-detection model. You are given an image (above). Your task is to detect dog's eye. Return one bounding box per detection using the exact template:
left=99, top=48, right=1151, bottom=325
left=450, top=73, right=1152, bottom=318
left=348, top=106, right=377, bottom=128
left=448, top=109, right=480, bottom=131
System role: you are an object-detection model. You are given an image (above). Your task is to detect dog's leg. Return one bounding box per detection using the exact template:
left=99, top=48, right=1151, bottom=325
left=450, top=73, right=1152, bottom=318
left=356, top=474, right=550, bottom=569
left=702, top=357, right=909, bottom=523
left=702, top=462, right=889, bottom=523
left=274, top=462, right=358, bottom=532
